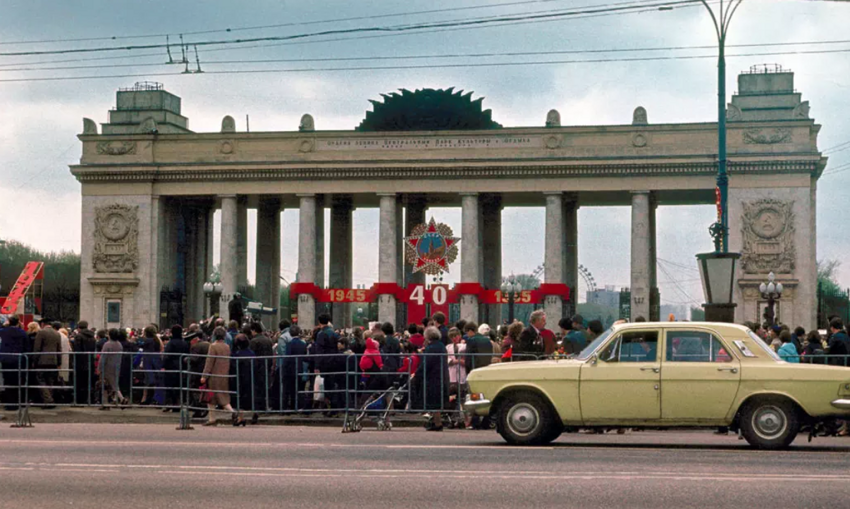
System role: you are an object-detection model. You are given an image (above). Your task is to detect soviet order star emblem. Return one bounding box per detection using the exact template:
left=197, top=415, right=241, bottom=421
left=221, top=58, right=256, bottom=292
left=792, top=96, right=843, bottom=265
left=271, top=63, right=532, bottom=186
left=404, top=217, right=460, bottom=275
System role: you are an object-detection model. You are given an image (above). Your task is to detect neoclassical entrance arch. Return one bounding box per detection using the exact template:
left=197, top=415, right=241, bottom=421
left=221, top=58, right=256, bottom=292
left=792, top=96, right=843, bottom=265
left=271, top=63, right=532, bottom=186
left=72, top=70, right=826, bottom=330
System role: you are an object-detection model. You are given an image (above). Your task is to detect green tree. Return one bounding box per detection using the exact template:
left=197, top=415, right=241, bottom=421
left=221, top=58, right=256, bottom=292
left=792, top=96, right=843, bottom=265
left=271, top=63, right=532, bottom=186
left=817, top=259, right=842, bottom=294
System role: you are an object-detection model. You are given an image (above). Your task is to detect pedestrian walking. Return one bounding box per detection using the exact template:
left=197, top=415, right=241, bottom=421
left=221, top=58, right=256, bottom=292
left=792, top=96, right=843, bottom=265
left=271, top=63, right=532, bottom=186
left=99, top=328, right=128, bottom=409
left=412, top=326, right=450, bottom=431
left=200, top=327, right=237, bottom=426
left=33, top=321, right=62, bottom=406
left=0, top=316, right=28, bottom=409
left=163, top=325, right=189, bottom=410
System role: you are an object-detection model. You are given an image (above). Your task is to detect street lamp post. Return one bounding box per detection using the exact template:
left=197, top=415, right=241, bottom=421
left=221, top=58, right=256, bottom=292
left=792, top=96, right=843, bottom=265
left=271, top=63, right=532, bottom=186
left=203, top=279, right=224, bottom=316
left=501, top=275, right=523, bottom=324
left=701, top=0, right=744, bottom=253
left=759, top=272, right=784, bottom=327
left=695, top=0, right=744, bottom=324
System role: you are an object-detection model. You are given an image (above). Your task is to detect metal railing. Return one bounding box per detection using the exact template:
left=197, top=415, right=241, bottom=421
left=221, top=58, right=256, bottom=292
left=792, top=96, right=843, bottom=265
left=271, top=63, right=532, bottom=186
left=1, top=348, right=539, bottom=429
left=5, top=349, right=847, bottom=429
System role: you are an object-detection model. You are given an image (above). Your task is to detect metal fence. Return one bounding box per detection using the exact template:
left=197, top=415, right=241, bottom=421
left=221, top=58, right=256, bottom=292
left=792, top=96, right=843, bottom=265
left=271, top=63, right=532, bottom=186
left=0, top=349, right=540, bottom=430
left=2, top=350, right=848, bottom=430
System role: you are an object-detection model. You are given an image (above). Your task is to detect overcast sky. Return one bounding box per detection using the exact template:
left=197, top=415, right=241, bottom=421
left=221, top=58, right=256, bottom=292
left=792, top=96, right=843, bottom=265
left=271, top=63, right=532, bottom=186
left=0, top=0, right=848, bottom=312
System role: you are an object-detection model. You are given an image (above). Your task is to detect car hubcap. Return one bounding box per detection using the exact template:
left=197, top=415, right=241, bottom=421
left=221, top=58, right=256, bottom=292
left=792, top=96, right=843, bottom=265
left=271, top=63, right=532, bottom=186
left=507, top=403, right=539, bottom=436
left=752, top=405, right=787, bottom=440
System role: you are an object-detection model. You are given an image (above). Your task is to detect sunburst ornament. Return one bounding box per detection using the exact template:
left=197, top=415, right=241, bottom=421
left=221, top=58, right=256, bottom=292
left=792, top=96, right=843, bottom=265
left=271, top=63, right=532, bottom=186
left=404, top=217, right=460, bottom=275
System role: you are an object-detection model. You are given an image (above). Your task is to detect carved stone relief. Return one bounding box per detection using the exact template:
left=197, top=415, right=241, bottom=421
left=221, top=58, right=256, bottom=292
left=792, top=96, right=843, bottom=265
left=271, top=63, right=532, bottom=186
left=545, top=109, right=561, bottom=127
left=743, top=128, right=792, bottom=145
left=299, top=114, right=315, bottom=132
left=726, top=104, right=742, bottom=121
left=96, top=141, right=136, bottom=156
left=740, top=199, right=795, bottom=274
left=632, top=106, right=648, bottom=126
left=92, top=204, right=140, bottom=273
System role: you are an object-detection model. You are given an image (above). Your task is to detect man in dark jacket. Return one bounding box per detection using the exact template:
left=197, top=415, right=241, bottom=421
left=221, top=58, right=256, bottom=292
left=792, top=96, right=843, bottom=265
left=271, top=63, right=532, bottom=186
left=314, top=314, right=342, bottom=412
left=33, top=321, right=62, bottom=405
left=163, top=325, right=190, bottom=409
left=463, top=322, right=493, bottom=372
left=282, top=325, right=307, bottom=410
left=433, top=312, right=449, bottom=346
left=827, top=319, right=850, bottom=366
left=0, top=316, right=29, bottom=409
left=515, top=310, right=546, bottom=359
left=71, top=321, right=98, bottom=405
left=187, top=332, right=211, bottom=417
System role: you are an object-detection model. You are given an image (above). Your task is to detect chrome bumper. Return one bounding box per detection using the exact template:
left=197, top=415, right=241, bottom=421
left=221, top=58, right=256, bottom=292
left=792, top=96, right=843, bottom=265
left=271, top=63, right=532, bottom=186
left=463, top=395, right=492, bottom=414
left=830, top=398, right=850, bottom=410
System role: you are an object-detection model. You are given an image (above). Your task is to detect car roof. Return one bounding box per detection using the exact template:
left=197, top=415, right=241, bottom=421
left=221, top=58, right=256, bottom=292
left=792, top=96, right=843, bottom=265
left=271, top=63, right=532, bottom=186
left=612, top=321, right=750, bottom=334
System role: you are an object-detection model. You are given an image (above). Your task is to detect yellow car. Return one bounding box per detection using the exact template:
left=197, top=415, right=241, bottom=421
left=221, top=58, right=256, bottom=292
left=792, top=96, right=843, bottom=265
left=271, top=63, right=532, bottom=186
left=464, top=322, right=850, bottom=449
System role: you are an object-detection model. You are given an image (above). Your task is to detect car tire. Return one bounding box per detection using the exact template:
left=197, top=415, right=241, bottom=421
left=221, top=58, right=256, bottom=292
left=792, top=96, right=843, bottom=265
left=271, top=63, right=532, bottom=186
left=739, top=398, right=800, bottom=450
left=497, top=392, right=558, bottom=446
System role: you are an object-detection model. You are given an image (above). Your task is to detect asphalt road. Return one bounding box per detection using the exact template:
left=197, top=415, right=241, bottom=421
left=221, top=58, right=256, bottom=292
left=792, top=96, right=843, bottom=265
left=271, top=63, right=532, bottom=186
left=1, top=423, right=848, bottom=509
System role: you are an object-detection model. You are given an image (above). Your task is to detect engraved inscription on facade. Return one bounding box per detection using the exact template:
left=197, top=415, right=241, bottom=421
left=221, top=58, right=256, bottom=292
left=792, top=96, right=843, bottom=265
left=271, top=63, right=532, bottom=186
left=317, top=136, right=538, bottom=151
left=93, top=204, right=140, bottom=273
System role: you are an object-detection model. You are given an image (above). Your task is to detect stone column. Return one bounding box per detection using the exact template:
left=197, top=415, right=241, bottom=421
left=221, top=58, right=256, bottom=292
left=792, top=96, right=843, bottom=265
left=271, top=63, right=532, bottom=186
left=297, top=194, right=317, bottom=328
left=193, top=206, right=209, bottom=322
left=630, top=191, right=652, bottom=321
left=330, top=195, right=353, bottom=327
left=314, top=195, right=327, bottom=318
left=404, top=195, right=427, bottom=288
left=236, top=197, right=249, bottom=290
left=378, top=194, right=398, bottom=326
left=649, top=196, right=659, bottom=321
left=219, top=195, right=239, bottom=315
left=205, top=207, right=215, bottom=317
left=149, top=196, right=164, bottom=325
left=460, top=193, right=480, bottom=323
left=543, top=193, right=565, bottom=331
left=395, top=195, right=405, bottom=328
left=256, top=196, right=281, bottom=329
left=481, top=194, right=502, bottom=327
left=562, top=196, right=579, bottom=320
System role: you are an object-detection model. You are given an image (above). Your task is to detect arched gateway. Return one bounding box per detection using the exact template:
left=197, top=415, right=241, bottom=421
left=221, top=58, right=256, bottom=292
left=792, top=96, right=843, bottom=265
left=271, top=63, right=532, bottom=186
left=72, top=69, right=826, bottom=331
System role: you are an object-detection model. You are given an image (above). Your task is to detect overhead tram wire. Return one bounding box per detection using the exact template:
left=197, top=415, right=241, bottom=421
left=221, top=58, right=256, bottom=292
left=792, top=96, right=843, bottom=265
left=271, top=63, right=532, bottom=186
left=4, top=38, right=850, bottom=74
left=0, top=0, right=705, bottom=57
left=4, top=46, right=850, bottom=83
left=0, top=0, right=714, bottom=68
left=0, top=0, right=664, bottom=45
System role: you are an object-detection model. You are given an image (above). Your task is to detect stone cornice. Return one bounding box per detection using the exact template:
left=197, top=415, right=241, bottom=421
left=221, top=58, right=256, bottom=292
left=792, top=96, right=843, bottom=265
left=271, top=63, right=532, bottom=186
left=70, top=160, right=820, bottom=183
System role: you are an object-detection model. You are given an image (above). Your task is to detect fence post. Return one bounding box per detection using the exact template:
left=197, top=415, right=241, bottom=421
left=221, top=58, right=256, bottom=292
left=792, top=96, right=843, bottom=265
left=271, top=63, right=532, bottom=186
left=11, top=355, right=33, bottom=428
left=176, top=354, right=194, bottom=430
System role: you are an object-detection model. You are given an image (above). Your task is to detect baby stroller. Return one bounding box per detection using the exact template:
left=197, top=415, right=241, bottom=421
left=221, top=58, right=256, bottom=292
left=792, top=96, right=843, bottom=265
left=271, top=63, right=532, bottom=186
left=342, top=379, right=410, bottom=433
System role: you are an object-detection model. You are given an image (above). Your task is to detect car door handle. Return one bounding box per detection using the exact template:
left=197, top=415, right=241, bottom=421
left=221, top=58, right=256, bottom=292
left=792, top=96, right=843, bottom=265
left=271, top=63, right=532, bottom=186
left=640, top=366, right=660, bottom=373
left=717, top=367, right=738, bottom=373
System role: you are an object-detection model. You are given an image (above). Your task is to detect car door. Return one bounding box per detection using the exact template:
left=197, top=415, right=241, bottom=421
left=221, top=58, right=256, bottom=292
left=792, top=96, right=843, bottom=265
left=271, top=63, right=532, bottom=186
left=579, top=329, right=661, bottom=422
left=660, top=328, right=741, bottom=422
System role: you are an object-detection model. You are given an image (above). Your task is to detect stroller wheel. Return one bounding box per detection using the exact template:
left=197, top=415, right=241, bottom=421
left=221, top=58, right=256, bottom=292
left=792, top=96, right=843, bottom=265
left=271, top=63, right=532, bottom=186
left=386, top=422, right=393, bottom=431
left=377, top=421, right=386, bottom=431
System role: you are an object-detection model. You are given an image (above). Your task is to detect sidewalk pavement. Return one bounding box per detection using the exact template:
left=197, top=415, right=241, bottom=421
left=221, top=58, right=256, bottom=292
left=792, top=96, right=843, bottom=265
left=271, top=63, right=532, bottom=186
left=0, top=406, right=431, bottom=427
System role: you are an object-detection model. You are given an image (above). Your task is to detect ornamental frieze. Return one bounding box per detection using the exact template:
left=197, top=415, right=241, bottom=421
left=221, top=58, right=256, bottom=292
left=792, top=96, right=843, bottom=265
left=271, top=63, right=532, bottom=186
left=96, top=141, right=137, bottom=155
left=92, top=204, right=140, bottom=273
left=742, top=128, right=792, bottom=145
left=740, top=199, right=796, bottom=274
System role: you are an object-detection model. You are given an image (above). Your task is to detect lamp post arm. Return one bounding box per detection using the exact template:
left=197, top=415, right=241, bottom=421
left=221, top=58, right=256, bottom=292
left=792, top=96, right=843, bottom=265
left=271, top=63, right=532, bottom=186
left=699, top=0, right=722, bottom=41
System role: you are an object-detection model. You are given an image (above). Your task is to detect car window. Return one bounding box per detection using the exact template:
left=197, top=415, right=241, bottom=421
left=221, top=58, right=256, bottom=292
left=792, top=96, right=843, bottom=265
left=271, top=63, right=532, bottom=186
left=576, top=327, right=614, bottom=360
left=746, top=330, right=782, bottom=362
left=599, top=331, right=658, bottom=363
left=665, top=331, right=732, bottom=363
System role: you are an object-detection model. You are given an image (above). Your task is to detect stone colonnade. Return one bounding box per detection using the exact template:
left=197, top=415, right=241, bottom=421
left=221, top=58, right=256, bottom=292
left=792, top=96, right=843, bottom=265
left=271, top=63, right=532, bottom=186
left=161, top=191, right=659, bottom=331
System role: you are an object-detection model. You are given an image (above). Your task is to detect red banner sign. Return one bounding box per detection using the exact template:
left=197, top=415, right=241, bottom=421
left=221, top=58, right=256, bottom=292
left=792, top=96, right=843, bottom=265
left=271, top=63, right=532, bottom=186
left=1, top=262, right=43, bottom=315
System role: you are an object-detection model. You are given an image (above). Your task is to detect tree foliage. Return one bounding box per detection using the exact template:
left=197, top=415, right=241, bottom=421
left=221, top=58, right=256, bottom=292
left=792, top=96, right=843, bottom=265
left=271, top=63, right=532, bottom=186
left=817, top=259, right=842, bottom=294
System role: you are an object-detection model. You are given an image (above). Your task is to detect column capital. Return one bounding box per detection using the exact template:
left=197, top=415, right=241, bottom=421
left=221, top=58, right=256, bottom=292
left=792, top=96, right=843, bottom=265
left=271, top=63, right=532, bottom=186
left=218, top=194, right=237, bottom=199
left=376, top=192, right=397, bottom=197
left=296, top=193, right=316, bottom=198
left=459, top=192, right=479, bottom=197
left=543, top=191, right=564, bottom=196
left=630, top=190, right=652, bottom=195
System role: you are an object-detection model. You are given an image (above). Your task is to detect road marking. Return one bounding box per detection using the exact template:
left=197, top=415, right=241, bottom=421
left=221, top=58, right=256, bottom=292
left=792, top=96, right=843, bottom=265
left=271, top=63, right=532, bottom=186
left=4, top=462, right=849, bottom=481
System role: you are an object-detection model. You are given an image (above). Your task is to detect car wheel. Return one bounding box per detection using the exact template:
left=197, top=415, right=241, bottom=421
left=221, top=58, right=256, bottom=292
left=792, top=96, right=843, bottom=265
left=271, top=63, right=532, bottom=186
left=497, top=392, right=557, bottom=446
left=740, top=399, right=800, bottom=450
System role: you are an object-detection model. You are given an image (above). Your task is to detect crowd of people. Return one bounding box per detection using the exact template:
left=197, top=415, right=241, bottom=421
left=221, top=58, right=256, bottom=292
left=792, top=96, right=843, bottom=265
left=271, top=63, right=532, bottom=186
left=1, top=310, right=849, bottom=431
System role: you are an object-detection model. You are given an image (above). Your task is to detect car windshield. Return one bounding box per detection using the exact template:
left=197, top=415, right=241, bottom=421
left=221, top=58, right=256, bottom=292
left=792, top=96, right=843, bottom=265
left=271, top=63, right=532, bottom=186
left=746, top=330, right=782, bottom=362
left=576, top=327, right=615, bottom=360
